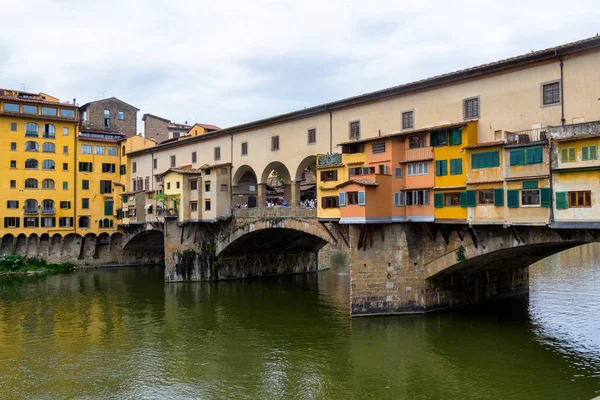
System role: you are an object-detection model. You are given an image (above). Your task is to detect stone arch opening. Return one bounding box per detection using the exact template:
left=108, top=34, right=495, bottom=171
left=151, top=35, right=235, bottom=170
left=261, top=161, right=292, bottom=206
left=1, top=234, right=15, bottom=255
left=14, top=234, right=27, bottom=254
left=50, top=234, right=62, bottom=259
left=232, top=165, right=258, bottom=209
left=123, top=230, right=165, bottom=264
left=294, top=155, right=317, bottom=205
left=26, top=233, right=39, bottom=257
left=39, top=233, right=51, bottom=256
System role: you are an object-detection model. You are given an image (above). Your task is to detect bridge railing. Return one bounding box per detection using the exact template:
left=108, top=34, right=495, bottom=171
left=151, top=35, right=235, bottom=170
left=233, top=206, right=317, bottom=219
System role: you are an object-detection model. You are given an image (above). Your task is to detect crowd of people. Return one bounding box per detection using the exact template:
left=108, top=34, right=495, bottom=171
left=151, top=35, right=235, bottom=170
left=234, top=197, right=317, bottom=208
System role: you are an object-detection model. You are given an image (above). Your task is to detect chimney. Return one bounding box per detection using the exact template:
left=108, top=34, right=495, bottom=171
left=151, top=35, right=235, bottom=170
left=73, top=98, right=76, bottom=105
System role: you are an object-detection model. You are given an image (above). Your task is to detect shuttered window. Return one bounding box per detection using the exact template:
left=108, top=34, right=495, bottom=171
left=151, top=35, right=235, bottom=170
left=522, top=180, right=538, bottom=189
left=494, top=188, right=504, bottom=206
left=358, top=191, right=366, bottom=205
left=582, top=146, right=598, bottom=161
left=507, top=189, right=520, bottom=208
left=463, top=97, right=480, bottom=119
left=540, top=188, right=551, bottom=207
left=459, top=192, right=467, bottom=207
left=435, top=160, right=448, bottom=176
left=372, top=142, right=386, bottom=154
left=434, top=193, right=444, bottom=208
left=526, top=147, right=543, bottom=164
left=466, top=190, right=476, bottom=207
left=472, top=151, right=500, bottom=169
left=448, top=128, right=462, bottom=145
left=556, top=191, right=568, bottom=209
left=104, top=200, right=114, bottom=216
left=561, top=148, right=576, bottom=163
left=450, top=158, right=462, bottom=175
left=339, top=192, right=346, bottom=206
left=349, top=121, right=360, bottom=140
left=394, top=167, right=403, bottom=178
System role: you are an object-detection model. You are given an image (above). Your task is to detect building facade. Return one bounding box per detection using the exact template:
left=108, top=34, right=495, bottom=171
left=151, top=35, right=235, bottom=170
left=80, top=97, right=139, bottom=137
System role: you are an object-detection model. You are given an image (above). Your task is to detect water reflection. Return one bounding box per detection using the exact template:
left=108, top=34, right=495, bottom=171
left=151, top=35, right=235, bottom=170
left=0, top=245, right=599, bottom=399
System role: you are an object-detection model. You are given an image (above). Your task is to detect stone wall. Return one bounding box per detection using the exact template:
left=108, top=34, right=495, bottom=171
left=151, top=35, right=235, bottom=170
left=143, top=115, right=170, bottom=144
left=82, top=98, right=138, bottom=137
left=0, top=232, right=163, bottom=267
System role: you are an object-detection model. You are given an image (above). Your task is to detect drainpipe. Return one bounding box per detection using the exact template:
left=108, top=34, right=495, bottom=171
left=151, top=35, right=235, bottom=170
left=328, top=107, right=333, bottom=154
left=74, top=122, right=78, bottom=234
left=559, top=56, right=565, bottom=126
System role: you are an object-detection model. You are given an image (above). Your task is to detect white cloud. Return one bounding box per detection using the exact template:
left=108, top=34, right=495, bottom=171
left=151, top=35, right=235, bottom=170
left=0, top=0, right=598, bottom=131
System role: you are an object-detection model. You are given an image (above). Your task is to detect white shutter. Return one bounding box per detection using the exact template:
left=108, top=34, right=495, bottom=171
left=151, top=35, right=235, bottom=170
left=339, top=192, right=346, bottom=206
left=358, top=191, right=366, bottom=205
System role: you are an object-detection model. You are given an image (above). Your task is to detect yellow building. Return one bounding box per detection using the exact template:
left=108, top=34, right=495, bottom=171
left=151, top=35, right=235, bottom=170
left=316, top=153, right=348, bottom=220
left=75, top=128, right=125, bottom=234
left=0, top=89, right=79, bottom=237
left=432, top=121, right=478, bottom=223
left=550, top=121, right=600, bottom=228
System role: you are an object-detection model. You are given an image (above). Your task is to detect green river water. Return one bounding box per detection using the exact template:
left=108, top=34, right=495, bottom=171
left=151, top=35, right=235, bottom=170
left=1, top=244, right=600, bottom=399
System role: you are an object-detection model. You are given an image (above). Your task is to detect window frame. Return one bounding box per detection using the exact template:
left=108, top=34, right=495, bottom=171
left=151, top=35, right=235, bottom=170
left=241, top=142, right=248, bottom=156
left=271, top=135, right=280, bottom=151
left=568, top=190, right=592, bottom=208
left=307, top=128, right=317, bottom=145
left=463, top=96, right=480, bottom=119
left=521, top=189, right=541, bottom=207
left=349, top=120, right=360, bottom=140
left=540, top=80, right=561, bottom=107
left=478, top=189, right=495, bottom=206
left=401, top=110, right=414, bottom=130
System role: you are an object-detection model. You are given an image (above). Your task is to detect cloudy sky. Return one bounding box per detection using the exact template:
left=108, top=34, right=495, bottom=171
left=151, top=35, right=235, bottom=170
left=1, top=0, right=598, bottom=132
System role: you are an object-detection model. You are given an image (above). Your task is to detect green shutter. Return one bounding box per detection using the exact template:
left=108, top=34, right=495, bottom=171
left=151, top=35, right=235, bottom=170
left=450, top=158, right=462, bottom=175
left=522, top=180, right=538, bottom=189
left=569, top=148, right=576, bottom=162
left=466, top=190, right=477, bottom=207
left=491, top=151, right=500, bottom=167
left=540, top=188, right=551, bottom=207
left=460, top=192, right=467, bottom=207
left=494, top=188, right=504, bottom=206
left=34, top=217, right=39, bottom=227
left=100, top=181, right=105, bottom=194
left=471, top=154, right=480, bottom=169
left=104, top=200, right=114, bottom=216
left=582, top=146, right=590, bottom=161
left=561, top=148, right=568, bottom=162
left=526, top=147, right=543, bottom=164
left=591, top=146, right=598, bottom=160
left=449, top=128, right=462, bottom=145
left=436, top=160, right=447, bottom=176
left=434, top=193, right=444, bottom=208
left=510, top=149, right=525, bottom=166
left=507, top=189, right=520, bottom=208
left=16, top=218, right=20, bottom=228
left=51, top=217, right=56, bottom=227
left=556, top=191, right=568, bottom=209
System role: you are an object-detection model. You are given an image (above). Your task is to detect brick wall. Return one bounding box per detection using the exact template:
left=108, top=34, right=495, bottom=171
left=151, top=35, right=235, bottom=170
left=144, top=115, right=169, bottom=143
left=81, top=98, right=138, bottom=137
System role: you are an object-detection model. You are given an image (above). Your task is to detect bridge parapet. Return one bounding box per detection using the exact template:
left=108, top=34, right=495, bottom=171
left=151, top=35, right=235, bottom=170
left=233, top=207, right=317, bottom=219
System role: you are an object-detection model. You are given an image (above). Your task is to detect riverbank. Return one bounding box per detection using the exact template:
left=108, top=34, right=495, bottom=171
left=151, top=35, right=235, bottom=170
left=0, top=254, right=74, bottom=276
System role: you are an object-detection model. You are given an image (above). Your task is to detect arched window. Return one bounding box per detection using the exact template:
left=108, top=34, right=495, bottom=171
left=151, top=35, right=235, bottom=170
left=42, top=179, right=55, bottom=189
left=25, top=178, right=38, bottom=189
left=25, top=141, right=39, bottom=152
left=25, top=122, right=39, bottom=137
left=99, top=218, right=113, bottom=228
left=24, top=199, right=38, bottom=212
left=42, top=142, right=55, bottom=153
left=43, top=124, right=55, bottom=138
left=78, top=216, right=90, bottom=228
left=25, top=159, right=39, bottom=169
left=42, top=160, right=55, bottom=170
left=42, top=199, right=54, bottom=213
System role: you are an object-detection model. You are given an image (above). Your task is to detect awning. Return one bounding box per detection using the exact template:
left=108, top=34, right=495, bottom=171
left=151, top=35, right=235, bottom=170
left=144, top=204, right=153, bottom=209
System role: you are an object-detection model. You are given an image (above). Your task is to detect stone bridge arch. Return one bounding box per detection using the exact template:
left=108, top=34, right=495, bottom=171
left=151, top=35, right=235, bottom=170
left=123, top=229, right=165, bottom=252
left=423, top=226, right=596, bottom=279
left=216, top=217, right=331, bottom=257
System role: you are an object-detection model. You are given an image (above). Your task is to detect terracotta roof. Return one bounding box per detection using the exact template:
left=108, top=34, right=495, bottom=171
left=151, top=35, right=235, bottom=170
left=156, top=167, right=202, bottom=177
left=192, top=123, right=220, bottom=131
left=336, top=178, right=379, bottom=188
left=127, top=36, right=600, bottom=157
left=337, top=121, right=474, bottom=146
left=0, top=90, right=77, bottom=108
left=200, top=162, right=232, bottom=170
left=77, top=136, right=123, bottom=143
left=463, top=140, right=505, bottom=149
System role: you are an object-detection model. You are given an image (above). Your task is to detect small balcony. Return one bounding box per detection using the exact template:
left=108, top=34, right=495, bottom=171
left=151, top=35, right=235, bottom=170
left=23, top=208, right=39, bottom=215
left=505, top=128, right=548, bottom=145
left=42, top=208, right=55, bottom=214
left=404, top=146, right=434, bottom=162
